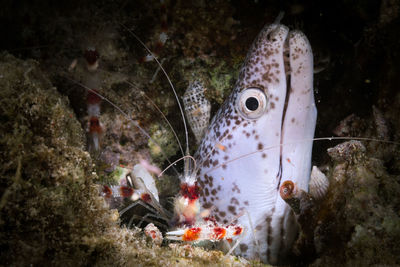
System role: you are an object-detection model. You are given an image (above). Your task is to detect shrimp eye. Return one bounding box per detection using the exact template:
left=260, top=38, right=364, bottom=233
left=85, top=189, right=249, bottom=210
left=236, top=87, right=267, bottom=120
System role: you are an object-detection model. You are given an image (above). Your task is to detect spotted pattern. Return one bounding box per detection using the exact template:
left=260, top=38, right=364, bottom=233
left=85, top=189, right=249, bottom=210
left=194, top=24, right=316, bottom=265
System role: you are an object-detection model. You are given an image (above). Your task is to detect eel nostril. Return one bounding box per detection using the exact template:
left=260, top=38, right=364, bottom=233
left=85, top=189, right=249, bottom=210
left=266, top=32, right=277, bottom=42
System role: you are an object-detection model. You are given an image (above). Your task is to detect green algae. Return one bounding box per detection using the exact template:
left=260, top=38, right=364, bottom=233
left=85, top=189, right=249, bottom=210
left=206, top=59, right=242, bottom=105
left=101, top=166, right=126, bottom=186
left=148, top=123, right=180, bottom=165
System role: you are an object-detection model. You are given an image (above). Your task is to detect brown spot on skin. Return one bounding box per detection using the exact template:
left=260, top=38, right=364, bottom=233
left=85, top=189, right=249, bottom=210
left=240, top=244, right=248, bottom=252
left=230, top=197, right=239, bottom=205
left=203, top=202, right=212, bottom=209
left=198, top=180, right=205, bottom=188
left=205, top=187, right=211, bottom=196
left=256, top=225, right=262, bottom=230
left=204, top=174, right=209, bottom=184
left=222, top=164, right=227, bottom=170
left=244, top=201, right=249, bottom=206
left=228, top=205, right=236, bottom=214
left=270, top=102, right=275, bottom=109
left=258, top=143, right=264, bottom=150
left=232, top=183, right=241, bottom=193
left=262, top=153, right=267, bottom=158
left=211, top=189, right=217, bottom=195
left=291, top=117, right=295, bottom=123
left=227, top=134, right=233, bottom=140
left=255, top=135, right=259, bottom=140
left=219, top=211, right=226, bottom=217
left=203, top=159, right=210, bottom=167
left=223, top=219, right=228, bottom=224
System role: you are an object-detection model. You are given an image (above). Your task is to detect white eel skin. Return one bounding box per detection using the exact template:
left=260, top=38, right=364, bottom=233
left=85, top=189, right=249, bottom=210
left=195, top=24, right=317, bottom=265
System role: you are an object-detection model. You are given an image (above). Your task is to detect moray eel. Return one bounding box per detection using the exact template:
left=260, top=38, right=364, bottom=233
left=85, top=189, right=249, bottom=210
left=195, top=24, right=317, bottom=264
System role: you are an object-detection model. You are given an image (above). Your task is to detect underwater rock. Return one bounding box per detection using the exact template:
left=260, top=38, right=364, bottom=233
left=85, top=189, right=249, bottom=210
left=0, top=53, right=250, bottom=266
left=309, top=142, right=400, bottom=266
left=327, top=140, right=366, bottom=163
left=333, top=114, right=365, bottom=137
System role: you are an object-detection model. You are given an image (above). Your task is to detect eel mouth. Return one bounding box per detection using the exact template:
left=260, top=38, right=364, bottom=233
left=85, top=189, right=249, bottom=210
left=276, top=31, right=292, bottom=190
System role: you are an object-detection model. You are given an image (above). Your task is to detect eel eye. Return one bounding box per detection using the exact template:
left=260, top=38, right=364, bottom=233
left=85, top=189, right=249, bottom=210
left=236, top=87, right=268, bottom=120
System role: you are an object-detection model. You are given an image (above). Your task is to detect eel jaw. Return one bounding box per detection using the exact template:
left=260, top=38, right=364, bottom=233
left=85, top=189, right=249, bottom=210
left=278, top=27, right=316, bottom=193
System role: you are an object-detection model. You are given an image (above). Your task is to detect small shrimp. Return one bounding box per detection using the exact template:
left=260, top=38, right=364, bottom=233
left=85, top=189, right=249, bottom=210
left=166, top=220, right=244, bottom=243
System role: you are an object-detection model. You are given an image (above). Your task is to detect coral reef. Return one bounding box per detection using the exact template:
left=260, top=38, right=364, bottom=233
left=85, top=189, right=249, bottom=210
left=310, top=140, right=400, bottom=266
left=1, top=0, right=400, bottom=266
left=0, top=53, right=250, bottom=266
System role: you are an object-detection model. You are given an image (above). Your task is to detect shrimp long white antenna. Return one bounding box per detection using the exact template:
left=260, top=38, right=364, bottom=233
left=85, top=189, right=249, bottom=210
left=202, top=136, right=400, bottom=176
left=194, top=116, right=400, bottom=176
left=87, top=66, right=185, bottom=158
left=124, top=80, right=185, bottom=158
left=120, top=23, right=190, bottom=156
left=158, top=155, right=197, bottom=178
left=64, top=75, right=181, bottom=176
left=311, top=136, right=400, bottom=144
